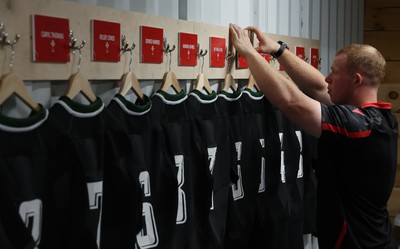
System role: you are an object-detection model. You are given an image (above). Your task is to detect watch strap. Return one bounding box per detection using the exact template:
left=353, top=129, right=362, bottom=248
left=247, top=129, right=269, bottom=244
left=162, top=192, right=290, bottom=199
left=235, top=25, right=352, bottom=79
left=271, top=41, right=287, bottom=58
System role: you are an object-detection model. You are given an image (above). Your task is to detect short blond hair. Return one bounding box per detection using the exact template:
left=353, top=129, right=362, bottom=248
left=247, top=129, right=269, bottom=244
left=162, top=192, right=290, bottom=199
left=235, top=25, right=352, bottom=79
left=336, top=44, right=386, bottom=86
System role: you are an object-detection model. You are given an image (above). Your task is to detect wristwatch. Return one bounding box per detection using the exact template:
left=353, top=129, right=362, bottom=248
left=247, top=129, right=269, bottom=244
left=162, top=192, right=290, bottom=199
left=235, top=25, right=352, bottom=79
left=271, top=41, right=287, bottom=58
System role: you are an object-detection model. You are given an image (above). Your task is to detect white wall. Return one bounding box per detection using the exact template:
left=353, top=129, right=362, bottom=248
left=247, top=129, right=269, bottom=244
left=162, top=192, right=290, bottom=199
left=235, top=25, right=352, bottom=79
left=69, top=0, right=364, bottom=76
left=180, top=0, right=364, bottom=75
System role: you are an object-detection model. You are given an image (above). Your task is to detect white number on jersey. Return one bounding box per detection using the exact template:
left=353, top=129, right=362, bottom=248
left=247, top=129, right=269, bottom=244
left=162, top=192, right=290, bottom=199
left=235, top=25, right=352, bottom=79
left=137, top=171, right=159, bottom=248
left=87, top=181, right=103, bottom=248
left=232, top=141, right=244, bottom=200
left=258, top=139, right=266, bottom=193
left=207, top=147, right=217, bottom=210
left=175, top=155, right=187, bottom=224
left=279, top=131, right=304, bottom=183
left=279, top=133, right=286, bottom=183
left=19, top=199, right=42, bottom=245
left=295, top=131, right=304, bottom=178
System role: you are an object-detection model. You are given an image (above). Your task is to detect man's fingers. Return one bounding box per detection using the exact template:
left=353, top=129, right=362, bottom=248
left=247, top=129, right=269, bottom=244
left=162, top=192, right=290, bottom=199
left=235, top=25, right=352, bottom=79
left=229, top=24, right=238, bottom=40
left=230, top=24, right=239, bottom=34
left=230, top=23, right=245, bottom=38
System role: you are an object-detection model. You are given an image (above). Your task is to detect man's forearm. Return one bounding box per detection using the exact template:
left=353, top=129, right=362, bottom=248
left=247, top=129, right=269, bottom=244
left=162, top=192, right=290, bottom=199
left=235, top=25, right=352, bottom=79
left=277, top=49, right=332, bottom=105
left=245, top=48, right=322, bottom=138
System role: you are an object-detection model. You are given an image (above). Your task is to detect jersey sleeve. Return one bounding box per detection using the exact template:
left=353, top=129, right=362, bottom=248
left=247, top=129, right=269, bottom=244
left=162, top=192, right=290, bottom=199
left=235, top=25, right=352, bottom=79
left=321, top=103, right=373, bottom=138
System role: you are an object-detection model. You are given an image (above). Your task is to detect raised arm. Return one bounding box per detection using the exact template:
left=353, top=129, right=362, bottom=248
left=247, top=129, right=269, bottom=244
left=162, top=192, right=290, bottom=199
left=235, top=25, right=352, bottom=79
left=246, top=26, right=332, bottom=105
left=230, top=24, right=322, bottom=138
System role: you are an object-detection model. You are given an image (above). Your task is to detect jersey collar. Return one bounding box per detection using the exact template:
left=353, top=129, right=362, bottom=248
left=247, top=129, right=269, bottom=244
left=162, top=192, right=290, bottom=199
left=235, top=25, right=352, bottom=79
left=0, top=105, right=48, bottom=132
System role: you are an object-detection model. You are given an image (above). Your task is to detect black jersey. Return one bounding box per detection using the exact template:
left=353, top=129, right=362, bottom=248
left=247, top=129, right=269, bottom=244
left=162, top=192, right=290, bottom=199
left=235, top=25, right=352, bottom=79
left=316, top=103, right=398, bottom=249
left=0, top=105, right=88, bottom=249
left=151, top=90, right=213, bottom=249
left=50, top=96, right=106, bottom=249
left=267, top=108, right=304, bottom=249
left=301, top=132, right=318, bottom=235
left=105, top=94, right=178, bottom=249
left=0, top=173, right=39, bottom=249
left=187, top=90, right=236, bottom=249
left=240, top=88, right=281, bottom=249
left=100, top=95, right=151, bottom=249
left=216, top=90, right=262, bottom=249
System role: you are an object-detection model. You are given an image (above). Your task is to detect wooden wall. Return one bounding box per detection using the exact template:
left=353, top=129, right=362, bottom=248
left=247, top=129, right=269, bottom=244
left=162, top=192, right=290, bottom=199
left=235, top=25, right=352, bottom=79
left=366, top=0, right=400, bottom=222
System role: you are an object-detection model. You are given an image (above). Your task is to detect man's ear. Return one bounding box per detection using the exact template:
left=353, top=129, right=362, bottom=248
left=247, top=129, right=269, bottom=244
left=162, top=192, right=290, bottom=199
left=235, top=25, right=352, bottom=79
left=354, top=73, right=363, bottom=86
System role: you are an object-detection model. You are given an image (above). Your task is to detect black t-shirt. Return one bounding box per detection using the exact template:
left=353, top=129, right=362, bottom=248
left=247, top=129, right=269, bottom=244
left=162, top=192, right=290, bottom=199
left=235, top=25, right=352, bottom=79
left=316, top=102, right=398, bottom=249
left=266, top=107, right=305, bottom=249
left=188, top=90, right=236, bottom=249
left=101, top=95, right=150, bottom=249
left=104, top=94, right=177, bottom=249
left=50, top=96, right=107, bottom=249
left=151, top=90, right=213, bottom=249
left=240, top=89, right=282, bottom=249
left=0, top=105, right=87, bottom=249
left=217, top=90, right=262, bottom=249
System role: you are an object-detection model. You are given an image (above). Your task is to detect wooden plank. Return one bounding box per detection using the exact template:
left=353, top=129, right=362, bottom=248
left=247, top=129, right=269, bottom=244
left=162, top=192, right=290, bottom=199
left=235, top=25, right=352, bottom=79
left=384, top=62, right=400, bottom=83
left=365, top=6, right=400, bottom=31
left=397, top=136, right=400, bottom=165
left=388, top=187, right=400, bottom=217
left=366, top=0, right=400, bottom=8
left=377, top=84, right=400, bottom=112
left=395, top=165, right=400, bottom=187
left=364, top=31, right=400, bottom=60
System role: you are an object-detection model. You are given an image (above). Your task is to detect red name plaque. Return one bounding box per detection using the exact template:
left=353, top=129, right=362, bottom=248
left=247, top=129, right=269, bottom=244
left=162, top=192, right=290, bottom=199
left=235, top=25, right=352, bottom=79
left=91, top=19, right=120, bottom=62
left=295, top=46, right=305, bottom=60
left=310, top=47, right=319, bottom=69
left=238, top=53, right=269, bottom=69
left=236, top=54, right=248, bottom=69
left=209, top=37, right=226, bottom=68
left=140, top=26, right=163, bottom=64
left=32, top=14, right=70, bottom=62
left=178, top=32, right=198, bottom=66
left=261, top=53, right=270, bottom=63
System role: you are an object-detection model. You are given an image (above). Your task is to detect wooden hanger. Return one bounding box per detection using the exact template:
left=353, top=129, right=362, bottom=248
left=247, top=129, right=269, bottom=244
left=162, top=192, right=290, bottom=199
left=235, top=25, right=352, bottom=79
left=161, top=70, right=182, bottom=93
left=65, top=72, right=97, bottom=103
left=65, top=31, right=96, bottom=102
left=0, top=72, right=40, bottom=112
left=0, top=27, right=39, bottom=111
left=194, top=73, right=212, bottom=94
left=160, top=39, right=182, bottom=93
left=222, top=37, right=237, bottom=92
left=118, top=71, right=144, bottom=100
left=194, top=47, right=212, bottom=94
left=246, top=74, right=260, bottom=91
left=119, top=35, right=144, bottom=100
left=222, top=73, right=237, bottom=92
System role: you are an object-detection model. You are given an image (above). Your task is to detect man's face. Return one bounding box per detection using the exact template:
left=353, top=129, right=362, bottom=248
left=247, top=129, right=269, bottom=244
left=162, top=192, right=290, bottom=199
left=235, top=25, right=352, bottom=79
left=325, top=54, right=355, bottom=104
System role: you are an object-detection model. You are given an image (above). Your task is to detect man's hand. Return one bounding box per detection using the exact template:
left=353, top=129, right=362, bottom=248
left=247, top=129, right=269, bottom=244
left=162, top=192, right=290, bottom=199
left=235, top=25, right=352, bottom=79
left=230, top=24, right=281, bottom=57
left=245, top=26, right=280, bottom=55
left=229, top=23, right=255, bottom=58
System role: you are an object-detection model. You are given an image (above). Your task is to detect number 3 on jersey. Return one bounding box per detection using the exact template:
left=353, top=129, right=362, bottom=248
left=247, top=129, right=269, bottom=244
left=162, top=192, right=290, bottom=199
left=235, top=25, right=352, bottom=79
left=175, top=155, right=187, bottom=224
left=136, top=171, right=159, bottom=249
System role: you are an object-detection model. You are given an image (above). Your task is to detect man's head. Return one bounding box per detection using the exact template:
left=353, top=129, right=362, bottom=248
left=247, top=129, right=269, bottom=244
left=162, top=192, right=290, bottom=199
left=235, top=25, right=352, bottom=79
left=325, top=44, right=386, bottom=105
left=336, top=44, right=386, bottom=86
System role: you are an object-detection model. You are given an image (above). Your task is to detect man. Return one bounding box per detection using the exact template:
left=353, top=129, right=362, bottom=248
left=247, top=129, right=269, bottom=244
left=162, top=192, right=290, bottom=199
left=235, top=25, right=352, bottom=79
left=229, top=24, right=398, bottom=249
